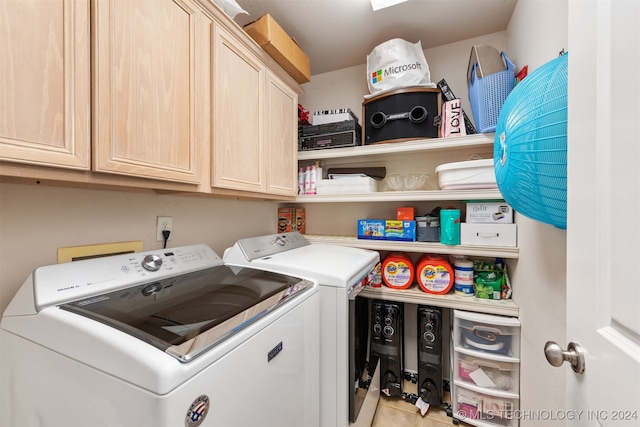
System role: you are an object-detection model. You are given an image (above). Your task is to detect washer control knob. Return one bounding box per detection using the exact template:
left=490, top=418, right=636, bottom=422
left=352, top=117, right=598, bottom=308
left=373, top=324, right=382, bottom=334
left=383, top=326, right=394, bottom=337
left=142, top=254, right=163, bottom=271
left=141, top=282, right=163, bottom=296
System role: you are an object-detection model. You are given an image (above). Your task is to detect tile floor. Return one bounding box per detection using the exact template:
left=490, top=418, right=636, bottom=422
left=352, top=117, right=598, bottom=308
left=371, top=381, right=455, bottom=427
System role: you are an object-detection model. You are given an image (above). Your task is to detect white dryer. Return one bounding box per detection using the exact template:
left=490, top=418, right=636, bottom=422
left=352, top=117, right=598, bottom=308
left=224, top=232, right=381, bottom=427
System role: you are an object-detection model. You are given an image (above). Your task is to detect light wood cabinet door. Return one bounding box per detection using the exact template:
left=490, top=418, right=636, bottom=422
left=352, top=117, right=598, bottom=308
left=211, top=25, right=266, bottom=193
left=92, top=0, right=203, bottom=183
left=266, top=72, right=298, bottom=196
left=0, top=0, right=90, bottom=169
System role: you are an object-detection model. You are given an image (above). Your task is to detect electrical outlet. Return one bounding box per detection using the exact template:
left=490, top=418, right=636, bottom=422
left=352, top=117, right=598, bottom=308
left=156, top=216, right=173, bottom=242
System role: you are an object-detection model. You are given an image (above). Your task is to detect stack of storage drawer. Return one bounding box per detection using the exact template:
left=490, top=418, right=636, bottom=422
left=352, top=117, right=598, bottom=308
left=452, top=310, right=521, bottom=426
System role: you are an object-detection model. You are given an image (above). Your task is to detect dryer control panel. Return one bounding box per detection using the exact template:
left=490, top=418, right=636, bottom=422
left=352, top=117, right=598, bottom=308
left=230, top=232, right=310, bottom=262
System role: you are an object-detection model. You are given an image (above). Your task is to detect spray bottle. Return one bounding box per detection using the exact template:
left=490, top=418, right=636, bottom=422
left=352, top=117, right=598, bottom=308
left=298, top=168, right=305, bottom=195
left=314, top=161, right=323, bottom=184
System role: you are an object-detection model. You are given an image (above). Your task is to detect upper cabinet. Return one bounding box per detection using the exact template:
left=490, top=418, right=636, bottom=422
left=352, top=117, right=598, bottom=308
left=0, top=0, right=90, bottom=170
left=92, top=0, right=205, bottom=184
left=211, top=25, right=299, bottom=197
left=265, top=72, right=298, bottom=196
left=212, top=25, right=266, bottom=193
left=0, top=0, right=302, bottom=196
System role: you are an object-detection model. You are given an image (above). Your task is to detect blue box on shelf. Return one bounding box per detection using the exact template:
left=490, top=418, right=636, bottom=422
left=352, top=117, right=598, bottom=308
left=357, top=219, right=417, bottom=242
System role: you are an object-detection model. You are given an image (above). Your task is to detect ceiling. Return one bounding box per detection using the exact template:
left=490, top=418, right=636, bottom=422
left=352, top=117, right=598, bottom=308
left=233, top=0, right=518, bottom=76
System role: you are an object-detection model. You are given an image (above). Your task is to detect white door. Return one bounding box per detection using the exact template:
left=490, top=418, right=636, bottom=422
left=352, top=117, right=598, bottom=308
left=566, top=0, right=640, bottom=424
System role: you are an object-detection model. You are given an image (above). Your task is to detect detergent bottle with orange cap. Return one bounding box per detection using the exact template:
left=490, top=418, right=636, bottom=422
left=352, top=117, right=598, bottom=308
left=382, top=252, right=414, bottom=289
left=416, top=254, right=454, bottom=294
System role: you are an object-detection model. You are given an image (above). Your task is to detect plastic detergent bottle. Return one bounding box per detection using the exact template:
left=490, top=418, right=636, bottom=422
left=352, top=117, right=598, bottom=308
left=369, top=262, right=382, bottom=288
left=314, top=161, right=323, bottom=183
left=382, top=253, right=414, bottom=289
left=308, top=164, right=317, bottom=194
left=304, top=165, right=313, bottom=194
left=416, top=254, right=453, bottom=294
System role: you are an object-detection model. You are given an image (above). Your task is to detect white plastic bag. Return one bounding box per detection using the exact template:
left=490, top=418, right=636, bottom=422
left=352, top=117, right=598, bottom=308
left=213, top=0, right=248, bottom=19
left=366, top=38, right=436, bottom=98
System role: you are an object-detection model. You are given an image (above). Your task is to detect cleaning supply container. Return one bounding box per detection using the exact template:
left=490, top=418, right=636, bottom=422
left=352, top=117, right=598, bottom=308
left=382, top=252, right=415, bottom=289
left=416, top=255, right=453, bottom=294
left=454, top=260, right=475, bottom=296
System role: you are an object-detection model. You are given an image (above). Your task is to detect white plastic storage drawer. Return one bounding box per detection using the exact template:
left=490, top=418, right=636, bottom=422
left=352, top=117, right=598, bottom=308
left=435, top=158, right=497, bottom=190
left=454, top=310, right=520, bottom=358
left=316, top=177, right=378, bottom=195
left=454, top=349, right=520, bottom=394
left=454, top=381, right=519, bottom=427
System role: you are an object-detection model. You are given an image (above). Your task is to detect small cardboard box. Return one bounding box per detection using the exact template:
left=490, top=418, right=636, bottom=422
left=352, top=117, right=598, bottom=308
left=277, top=207, right=294, bottom=233
left=244, top=14, right=311, bottom=84
left=357, top=219, right=416, bottom=242
left=460, top=223, right=517, bottom=247
left=294, top=207, right=305, bottom=234
left=465, top=201, right=514, bottom=224
left=467, top=45, right=507, bottom=81
left=396, top=207, right=415, bottom=220
left=278, top=207, right=305, bottom=233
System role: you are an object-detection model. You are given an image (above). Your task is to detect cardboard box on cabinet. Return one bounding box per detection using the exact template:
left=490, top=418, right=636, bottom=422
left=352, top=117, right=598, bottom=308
left=244, top=14, right=311, bottom=84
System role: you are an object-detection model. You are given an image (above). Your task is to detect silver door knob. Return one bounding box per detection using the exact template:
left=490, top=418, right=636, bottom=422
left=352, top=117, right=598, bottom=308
left=544, top=341, right=585, bottom=374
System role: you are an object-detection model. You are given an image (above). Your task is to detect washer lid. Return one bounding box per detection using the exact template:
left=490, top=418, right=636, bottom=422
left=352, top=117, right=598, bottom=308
left=236, top=244, right=380, bottom=288
left=59, top=265, right=314, bottom=362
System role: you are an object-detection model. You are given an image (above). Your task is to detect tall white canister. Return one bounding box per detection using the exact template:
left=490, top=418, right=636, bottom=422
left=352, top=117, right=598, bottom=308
left=454, top=259, right=474, bottom=296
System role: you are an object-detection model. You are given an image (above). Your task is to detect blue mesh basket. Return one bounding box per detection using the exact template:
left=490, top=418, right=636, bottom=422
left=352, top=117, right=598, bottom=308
left=469, top=52, right=515, bottom=133
left=494, top=53, right=568, bottom=229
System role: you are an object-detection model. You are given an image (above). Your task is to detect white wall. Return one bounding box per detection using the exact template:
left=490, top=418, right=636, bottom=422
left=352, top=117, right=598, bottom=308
left=507, top=0, right=569, bottom=71
left=0, top=183, right=277, bottom=314
left=300, top=32, right=507, bottom=129
left=506, top=1, right=568, bottom=424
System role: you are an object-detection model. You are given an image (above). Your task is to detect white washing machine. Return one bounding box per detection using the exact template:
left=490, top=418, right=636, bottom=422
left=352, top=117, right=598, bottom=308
left=224, top=232, right=381, bottom=427
left=1, top=244, right=320, bottom=427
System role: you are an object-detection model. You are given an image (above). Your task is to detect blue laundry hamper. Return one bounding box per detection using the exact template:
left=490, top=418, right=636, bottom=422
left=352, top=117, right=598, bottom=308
left=493, top=53, right=568, bottom=229
left=468, top=52, right=515, bottom=133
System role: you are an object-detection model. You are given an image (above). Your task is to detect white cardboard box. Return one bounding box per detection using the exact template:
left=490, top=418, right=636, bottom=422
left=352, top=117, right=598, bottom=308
left=311, top=109, right=359, bottom=125
left=460, top=223, right=517, bottom=247
left=466, top=201, right=514, bottom=224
